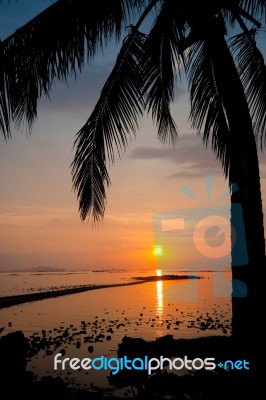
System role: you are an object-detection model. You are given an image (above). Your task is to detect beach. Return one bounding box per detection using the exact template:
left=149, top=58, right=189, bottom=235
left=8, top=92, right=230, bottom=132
left=0, top=270, right=258, bottom=399
left=0, top=270, right=240, bottom=398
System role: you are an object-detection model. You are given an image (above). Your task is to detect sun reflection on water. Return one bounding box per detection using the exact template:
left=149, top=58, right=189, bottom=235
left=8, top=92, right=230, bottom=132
left=156, top=280, right=163, bottom=314
left=156, top=269, right=163, bottom=315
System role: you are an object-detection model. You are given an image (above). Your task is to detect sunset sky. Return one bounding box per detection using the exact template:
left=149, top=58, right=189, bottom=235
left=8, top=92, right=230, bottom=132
left=0, top=1, right=266, bottom=272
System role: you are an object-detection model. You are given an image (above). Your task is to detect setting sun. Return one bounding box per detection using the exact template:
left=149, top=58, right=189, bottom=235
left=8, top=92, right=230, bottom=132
left=154, top=246, right=163, bottom=256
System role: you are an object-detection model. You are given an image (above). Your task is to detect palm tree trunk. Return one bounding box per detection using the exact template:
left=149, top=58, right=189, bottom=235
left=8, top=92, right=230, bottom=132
left=204, top=18, right=265, bottom=385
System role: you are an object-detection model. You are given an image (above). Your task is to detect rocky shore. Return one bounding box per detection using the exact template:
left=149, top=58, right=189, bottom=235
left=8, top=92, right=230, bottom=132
left=0, top=330, right=259, bottom=400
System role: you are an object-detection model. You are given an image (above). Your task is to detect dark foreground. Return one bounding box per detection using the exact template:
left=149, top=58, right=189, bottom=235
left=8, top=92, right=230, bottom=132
left=0, top=330, right=260, bottom=400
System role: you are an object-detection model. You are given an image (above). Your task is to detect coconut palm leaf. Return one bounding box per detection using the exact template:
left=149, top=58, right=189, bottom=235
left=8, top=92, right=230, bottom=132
left=71, top=29, right=146, bottom=222
left=0, top=0, right=146, bottom=135
left=239, top=0, right=266, bottom=20
left=230, top=30, right=266, bottom=148
left=1, top=0, right=266, bottom=224
left=141, top=0, right=185, bottom=145
left=186, top=40, right=231, bottom=176
left=0, top=48, right=10, bottom=139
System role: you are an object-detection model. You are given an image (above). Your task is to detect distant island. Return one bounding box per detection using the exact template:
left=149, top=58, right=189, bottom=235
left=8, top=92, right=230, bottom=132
left=131, top=274, right=201, bottom=282
left=91, top=268, right=127, bottom=273
left=0, top=266, right=65, bottom=273
left=28, top=266, right=65, bottom=273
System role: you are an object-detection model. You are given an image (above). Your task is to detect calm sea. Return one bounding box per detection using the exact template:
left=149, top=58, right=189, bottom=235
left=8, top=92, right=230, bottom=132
left=0, top=269, right=232, bottom=394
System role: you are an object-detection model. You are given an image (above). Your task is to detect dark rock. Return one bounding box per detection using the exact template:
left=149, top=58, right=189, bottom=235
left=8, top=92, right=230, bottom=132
left=0, top=331, right=28, bottom=395
left=31, top=376, right=68, bottom=400
left=88, top=345, right=94, bottom=353
left=145, top=371, right=181, bottom=397
left=117, top=336, right=149, bottom=358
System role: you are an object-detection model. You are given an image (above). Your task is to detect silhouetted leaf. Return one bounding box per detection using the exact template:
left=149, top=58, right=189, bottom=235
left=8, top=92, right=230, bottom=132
left=0, top=0, right=147, bottom=133
left=141, top=0, right=184, bottom=145
left=230, top=30, right=266, bottom=148
left=187, top=40, right=231, bottom=176
left=71, top=29, right=145, bottom=222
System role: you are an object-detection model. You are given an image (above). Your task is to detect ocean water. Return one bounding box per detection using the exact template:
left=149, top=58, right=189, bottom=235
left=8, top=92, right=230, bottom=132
left=0, top=268, right=140, bottom=297
left=0, top=269, right=232, bottom=394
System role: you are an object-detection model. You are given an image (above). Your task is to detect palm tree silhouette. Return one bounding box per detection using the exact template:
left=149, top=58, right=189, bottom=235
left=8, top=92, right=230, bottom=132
left=0, top=0, right=265, bottom=363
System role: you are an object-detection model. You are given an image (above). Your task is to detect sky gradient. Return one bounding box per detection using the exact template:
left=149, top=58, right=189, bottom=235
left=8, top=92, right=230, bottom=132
left=0, top=1, right=266, bottom=271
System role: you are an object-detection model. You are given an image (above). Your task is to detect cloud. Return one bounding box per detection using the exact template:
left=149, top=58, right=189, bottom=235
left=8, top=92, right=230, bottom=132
left=129, top=133, right=266, bottom=180
left=129, top=133, right=222, bottom=178
left=167, top=169, right=214, bottom=179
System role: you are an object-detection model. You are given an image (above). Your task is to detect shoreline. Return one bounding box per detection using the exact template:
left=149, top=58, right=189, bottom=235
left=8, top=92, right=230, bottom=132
left=0, top=274, right=200, bottom=309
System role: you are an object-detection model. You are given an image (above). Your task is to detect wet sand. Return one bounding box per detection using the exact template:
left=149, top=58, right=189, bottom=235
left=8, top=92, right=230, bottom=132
left=0, top=274, right=200, bottom=309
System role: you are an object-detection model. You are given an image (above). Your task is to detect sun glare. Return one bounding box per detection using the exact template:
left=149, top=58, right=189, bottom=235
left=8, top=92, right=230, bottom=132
left=154, top=246, right=163, bottom=256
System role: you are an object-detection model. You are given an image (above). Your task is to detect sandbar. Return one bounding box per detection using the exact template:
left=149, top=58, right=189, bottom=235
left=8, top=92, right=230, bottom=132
left=0, top=274, right=200, bottom=309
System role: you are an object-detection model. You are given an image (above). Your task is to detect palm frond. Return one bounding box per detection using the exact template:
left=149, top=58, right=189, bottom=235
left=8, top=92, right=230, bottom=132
left=141, top=0, right=185, bottom=145
left=0, top=45, right=10, bottom=139
left=230, top=30, right=266, bottom=148
left=0, top=0, right=146, bottom=136
left=71, top=29, right=146, bottom=222
left=186, top=40, right=231, bottom=176
left=239, top=0, right=266, bottom=21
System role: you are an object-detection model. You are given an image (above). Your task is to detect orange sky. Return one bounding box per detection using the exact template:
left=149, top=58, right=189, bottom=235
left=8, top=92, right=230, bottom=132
left=1, top=98, right=265, bottom=271
left=0, top=2, right=266, bottom=272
